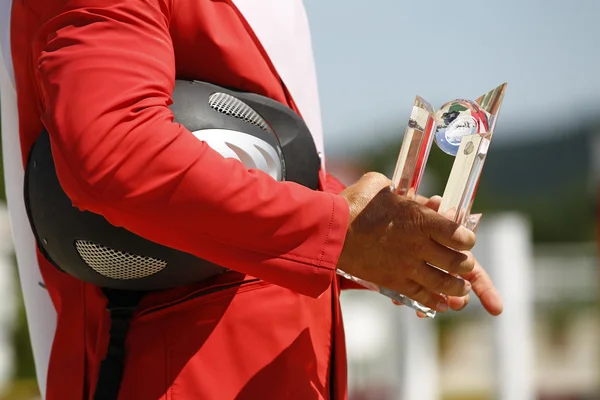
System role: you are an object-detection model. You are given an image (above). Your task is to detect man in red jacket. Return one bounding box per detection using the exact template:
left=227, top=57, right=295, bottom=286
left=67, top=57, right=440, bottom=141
left=0, top=1, right=503, bottom=399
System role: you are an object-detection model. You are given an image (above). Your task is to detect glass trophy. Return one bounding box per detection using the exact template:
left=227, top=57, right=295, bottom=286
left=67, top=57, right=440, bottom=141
left=336, top=83, right=507, bottom=318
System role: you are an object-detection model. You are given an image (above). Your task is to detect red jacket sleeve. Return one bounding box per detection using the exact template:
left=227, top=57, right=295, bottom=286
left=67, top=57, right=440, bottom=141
left=36, top=0, right=349, bottom=298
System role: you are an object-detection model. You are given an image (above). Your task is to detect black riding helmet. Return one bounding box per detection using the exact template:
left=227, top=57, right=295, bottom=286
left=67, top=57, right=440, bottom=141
left=24, top=80, right=321, bottom=291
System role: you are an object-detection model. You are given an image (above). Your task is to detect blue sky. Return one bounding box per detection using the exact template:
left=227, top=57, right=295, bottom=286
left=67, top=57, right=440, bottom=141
left=304, top=0, right=600, bottom=155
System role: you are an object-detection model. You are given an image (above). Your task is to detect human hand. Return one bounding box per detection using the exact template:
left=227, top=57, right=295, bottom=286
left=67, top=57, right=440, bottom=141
left=338, top=172, right=476, bottom=313
left=410, top=195, right=503, bottom=317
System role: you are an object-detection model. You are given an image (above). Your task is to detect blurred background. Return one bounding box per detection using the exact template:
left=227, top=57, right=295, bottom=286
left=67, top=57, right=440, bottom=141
left=305, top=0, right=600, bottom=399
left=0, top=0, right=599, bottom=399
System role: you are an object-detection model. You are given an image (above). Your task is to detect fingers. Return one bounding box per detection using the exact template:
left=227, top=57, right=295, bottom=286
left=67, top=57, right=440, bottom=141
left=422, top=243, right=475, bottom=275
left=389, top=253, right=501, bottom=317
left=414, top=194, right=430, bottom=205
left=406, top=258, right=502, bottom=316
left=414, top=195, right=442, bottom=212
left=447, top=293, right=470, bottom=311
left=422, top=195, right=442, bottom=212
left=425, top=211, right=476, bottom=251
left=408, top=262, right=471, bottom=297
left=392, top=296, right=450, bottom=317
left=402, top=281, right=450, bottom=312
left=460, top=259, right=503, bottom=316
left=394, top=293, right=470, bottom=314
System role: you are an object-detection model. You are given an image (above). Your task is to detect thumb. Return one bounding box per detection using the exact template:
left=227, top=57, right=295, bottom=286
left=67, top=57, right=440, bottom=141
left=354, top=172, right=391, bottom=194
left=340, top=172, right=392, bottom=224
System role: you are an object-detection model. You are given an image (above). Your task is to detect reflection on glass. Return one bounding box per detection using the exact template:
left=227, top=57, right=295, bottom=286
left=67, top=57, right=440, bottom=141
left=434, top=99, right=491, bottom=156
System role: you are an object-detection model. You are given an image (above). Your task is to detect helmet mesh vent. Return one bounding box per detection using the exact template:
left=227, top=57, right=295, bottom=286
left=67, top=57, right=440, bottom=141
left=208, top=92, right=272, bottom=132
left=75, top=240, right=167, bottom=280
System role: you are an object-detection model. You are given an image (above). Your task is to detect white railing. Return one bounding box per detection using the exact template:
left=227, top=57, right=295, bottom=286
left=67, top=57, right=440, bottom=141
left=342, top=212, right=599, bottom=400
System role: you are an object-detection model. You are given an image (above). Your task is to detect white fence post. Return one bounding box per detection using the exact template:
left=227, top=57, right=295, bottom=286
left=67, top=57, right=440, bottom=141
left=395, top=311, right=439, bottom=400
left=474, top=213, right=535, bottom=400
left=0, top=205, right=17, bottom=394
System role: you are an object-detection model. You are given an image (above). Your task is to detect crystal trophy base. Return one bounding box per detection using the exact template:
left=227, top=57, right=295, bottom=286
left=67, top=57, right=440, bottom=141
left=335, top=269, right=438, bottom=318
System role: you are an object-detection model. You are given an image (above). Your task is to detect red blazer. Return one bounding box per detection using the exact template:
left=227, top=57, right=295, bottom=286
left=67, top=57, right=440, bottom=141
left=8, top=0, right=352, bottom=398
